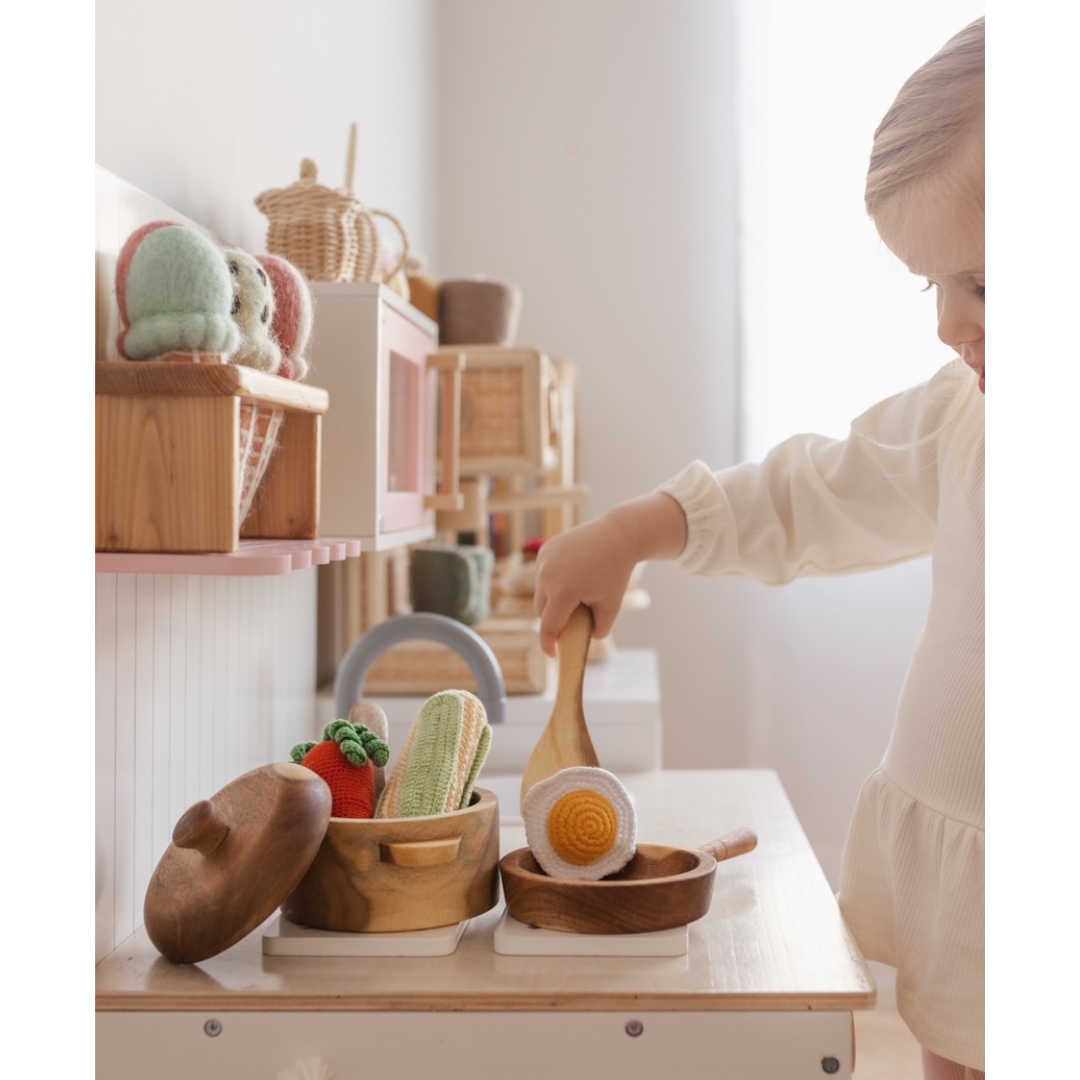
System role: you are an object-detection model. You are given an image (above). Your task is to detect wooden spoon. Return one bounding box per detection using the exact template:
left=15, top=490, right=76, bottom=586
left=521, top=604, right=600, bottom=805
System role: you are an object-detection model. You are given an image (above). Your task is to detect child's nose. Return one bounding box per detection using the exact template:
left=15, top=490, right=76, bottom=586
left=937, top=291, right=984, bottom=350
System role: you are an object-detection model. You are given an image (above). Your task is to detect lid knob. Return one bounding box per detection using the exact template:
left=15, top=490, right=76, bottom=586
left=172, top=799, right=230, bottom=856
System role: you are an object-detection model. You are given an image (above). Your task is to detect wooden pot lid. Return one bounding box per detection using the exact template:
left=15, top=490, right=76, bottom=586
left=143, top=762, right=332, bottom=964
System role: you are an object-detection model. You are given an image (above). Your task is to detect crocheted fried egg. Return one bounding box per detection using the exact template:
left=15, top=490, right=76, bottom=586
left=522, top=766, right=637, bottom=881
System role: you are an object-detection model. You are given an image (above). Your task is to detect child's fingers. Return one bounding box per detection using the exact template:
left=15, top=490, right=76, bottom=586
left=537, top=595, right=578, bottom=657
left=589, top=602, right=620, bottom=642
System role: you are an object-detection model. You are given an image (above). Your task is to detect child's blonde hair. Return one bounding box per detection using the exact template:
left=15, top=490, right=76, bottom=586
left=866, top=17, right=984, bottom=223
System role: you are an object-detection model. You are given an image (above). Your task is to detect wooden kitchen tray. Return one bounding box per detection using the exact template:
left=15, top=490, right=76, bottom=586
left=96, top=361, right=328, bottom=553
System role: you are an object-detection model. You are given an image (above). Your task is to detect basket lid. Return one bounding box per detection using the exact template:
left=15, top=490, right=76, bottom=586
left=253, top=158, right=361, bottom=219
left=143, top=762, right=332, bottom=964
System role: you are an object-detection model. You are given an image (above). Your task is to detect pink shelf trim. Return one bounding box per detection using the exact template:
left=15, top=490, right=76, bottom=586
left=95, top=538, right=362, bottom=577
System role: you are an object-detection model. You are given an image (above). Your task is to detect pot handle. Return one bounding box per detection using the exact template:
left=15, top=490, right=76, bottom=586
left=380, top=836, right=462, bottom=867
left=700, top=828, right=758, bottom=863
left=334, top=612, right=507, bottom=725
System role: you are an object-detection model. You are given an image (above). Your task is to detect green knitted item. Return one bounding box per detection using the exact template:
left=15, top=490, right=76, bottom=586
left=290, top=742, right=317, bottom=763
left=376, top=690, right=491, bottom=819
left=396, top=693, right=463, bottom=817
left=459, top=723, right=492, bottom=809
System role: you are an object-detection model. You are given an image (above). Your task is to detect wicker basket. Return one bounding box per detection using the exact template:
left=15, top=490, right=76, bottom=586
left=255, top=158, right=409, bottom=286
left=237, top=400, right=284, bottom=525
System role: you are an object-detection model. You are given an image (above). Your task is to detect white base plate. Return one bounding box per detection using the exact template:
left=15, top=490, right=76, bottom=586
left=493, top=910, right=688, bottom=956
left=262, top=915, right=468, bottom=957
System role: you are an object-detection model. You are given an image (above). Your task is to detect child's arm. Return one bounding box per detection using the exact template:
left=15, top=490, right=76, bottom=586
left=533, top=492, right=688, bottom=658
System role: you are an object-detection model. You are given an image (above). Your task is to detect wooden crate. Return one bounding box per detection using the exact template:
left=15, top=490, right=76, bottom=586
left=454, top=346, right=558, bottom=476
left=361, top=615, right=553, bottom=696
left=96, top=361, right=328, bottom=553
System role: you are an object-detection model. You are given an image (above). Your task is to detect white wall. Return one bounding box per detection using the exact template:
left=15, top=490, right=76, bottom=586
left=95, top=0, right=438, bottom=264
left=431, top=0, right=750, bottom=754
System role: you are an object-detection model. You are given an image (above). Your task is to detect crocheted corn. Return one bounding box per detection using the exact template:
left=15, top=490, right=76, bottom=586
left=116, top=221, right=241, bottom=361
left=376, top=690, right=492, bottom=818
left=522, top=766, right=637, bottom=881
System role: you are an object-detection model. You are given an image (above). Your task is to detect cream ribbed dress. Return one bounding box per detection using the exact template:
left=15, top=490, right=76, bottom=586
left=656, top=359, right=984, bottom=1069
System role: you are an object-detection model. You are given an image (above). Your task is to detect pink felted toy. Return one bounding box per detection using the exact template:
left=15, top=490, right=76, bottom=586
left=257, top=253, right=313, bottom=380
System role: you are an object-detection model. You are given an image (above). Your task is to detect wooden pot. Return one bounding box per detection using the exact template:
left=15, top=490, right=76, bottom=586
left=281, top=787, right=500, bottom=933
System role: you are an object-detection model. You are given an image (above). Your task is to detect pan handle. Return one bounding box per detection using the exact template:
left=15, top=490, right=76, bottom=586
left=700, top=828, right=758, bottom=863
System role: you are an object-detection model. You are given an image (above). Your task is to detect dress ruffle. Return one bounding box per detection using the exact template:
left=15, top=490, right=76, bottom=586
left=840, top=767, right=984, bottom=1070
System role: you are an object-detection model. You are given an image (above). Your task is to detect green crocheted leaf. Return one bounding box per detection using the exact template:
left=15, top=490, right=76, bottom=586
left=290, top=742, right=317, bottom=764
left=338, top=735, right=369, bottom=767
left=359, top=728, right=390, bottom=767
left=323, top=719, right=354, bottom=742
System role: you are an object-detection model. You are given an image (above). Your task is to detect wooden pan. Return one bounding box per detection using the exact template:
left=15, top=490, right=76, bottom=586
left=499, top=827, right=757, bottom=934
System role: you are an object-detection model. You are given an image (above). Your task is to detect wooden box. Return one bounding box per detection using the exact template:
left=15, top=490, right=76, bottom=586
left=456, top=346, right=558, bottom=476
left=96, top=361, right=328, bottom=553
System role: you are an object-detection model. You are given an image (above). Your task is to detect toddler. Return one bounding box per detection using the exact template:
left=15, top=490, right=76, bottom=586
left=533, top=18, right=985, bottom=1080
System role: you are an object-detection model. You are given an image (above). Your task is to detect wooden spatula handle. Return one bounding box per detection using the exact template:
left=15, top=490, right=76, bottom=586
left=701, top=828, right=758, bottom=863
left=555, top=605, right=594, bottom=705
left=520, top=604, right=600, bottom=804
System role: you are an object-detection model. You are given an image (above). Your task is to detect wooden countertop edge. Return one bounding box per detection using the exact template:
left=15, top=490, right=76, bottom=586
left=96, top=989, right=877, bottom=1013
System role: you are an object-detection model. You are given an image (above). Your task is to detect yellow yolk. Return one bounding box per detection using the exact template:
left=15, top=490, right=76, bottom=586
left=546, top=789, right=619, bottom=865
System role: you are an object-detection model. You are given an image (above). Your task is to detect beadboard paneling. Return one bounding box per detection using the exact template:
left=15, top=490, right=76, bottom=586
left=95, top=570, right=319, bottom=962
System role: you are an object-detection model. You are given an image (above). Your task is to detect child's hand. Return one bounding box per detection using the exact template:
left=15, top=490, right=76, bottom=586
left=533, top=492, right=689, bottom=657
left=533, top=518, right=637, bottom=657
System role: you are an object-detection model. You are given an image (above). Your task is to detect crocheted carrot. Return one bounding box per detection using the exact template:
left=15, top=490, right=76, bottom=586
left=291, top=720, right=390, bottom=819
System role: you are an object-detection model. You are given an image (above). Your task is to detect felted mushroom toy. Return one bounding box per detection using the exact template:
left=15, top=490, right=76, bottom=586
left=115, top=221, right=240, bottom=361
left=257, top=253, right=314, bottom=380
left=222, top=246, right=282, bottom=374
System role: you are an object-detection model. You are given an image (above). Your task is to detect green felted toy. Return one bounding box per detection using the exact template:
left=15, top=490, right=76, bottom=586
left=116, top=221, right=241, bottom=361
left=291, top=720, right=390, bottom=819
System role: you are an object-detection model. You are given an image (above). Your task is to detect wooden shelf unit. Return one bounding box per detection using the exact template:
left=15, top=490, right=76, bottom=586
left=96, top=361, right=329, bottom=557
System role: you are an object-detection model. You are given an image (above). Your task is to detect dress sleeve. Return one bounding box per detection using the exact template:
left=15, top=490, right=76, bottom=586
left=656, top=360, right=973, bottom=583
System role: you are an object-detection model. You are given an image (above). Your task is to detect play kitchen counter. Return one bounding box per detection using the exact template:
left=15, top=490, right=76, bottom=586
left=96, top=769, right=875, bottom=1079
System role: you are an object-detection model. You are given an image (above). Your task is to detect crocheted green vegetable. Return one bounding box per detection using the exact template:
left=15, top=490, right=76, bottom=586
left=291, top=721, right=389, bottom=819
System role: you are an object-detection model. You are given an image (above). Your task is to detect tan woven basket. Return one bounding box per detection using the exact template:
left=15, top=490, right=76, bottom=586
left=255, top=126, right=409, bottom=285
left=238, top=400, right=284, bottom=525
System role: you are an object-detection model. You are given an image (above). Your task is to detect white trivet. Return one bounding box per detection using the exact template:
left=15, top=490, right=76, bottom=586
left=262, top=915, right=468, bottom=957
